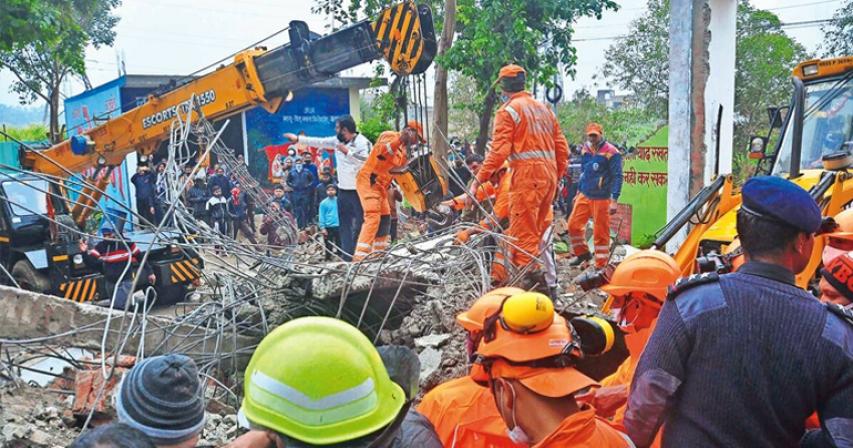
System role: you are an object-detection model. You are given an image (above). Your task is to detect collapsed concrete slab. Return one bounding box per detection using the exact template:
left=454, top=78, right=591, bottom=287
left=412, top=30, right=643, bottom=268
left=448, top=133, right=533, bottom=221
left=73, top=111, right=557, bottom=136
left=0, top=286, right=257, bottom=368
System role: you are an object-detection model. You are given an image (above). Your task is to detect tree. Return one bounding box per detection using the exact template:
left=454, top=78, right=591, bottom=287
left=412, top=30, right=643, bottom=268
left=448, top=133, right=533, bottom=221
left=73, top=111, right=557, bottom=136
left=820, top=0, right=853, bottom=57
left=603, top=0, right=808, bottom=177
left=0, top=0, right=121, bottom=143
left=447, top=72, right=481, bottom=141
left=556, top=89, right=660, bottom=148
left=0, top=1, right=70, bottom=52
left=443, top=0, right=618, bottom=153
left=431, top=0, right=457, bottom=169
left=603, top=0, right=670, bottom=117
left=734, top=3, right=807, bottom=161
left=359, top=88, right=397, bottom=142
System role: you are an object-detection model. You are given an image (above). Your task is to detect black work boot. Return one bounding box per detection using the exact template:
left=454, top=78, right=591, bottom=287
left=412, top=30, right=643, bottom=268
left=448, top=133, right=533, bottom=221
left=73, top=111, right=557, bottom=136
left=568, top=252, right=592, bottom=267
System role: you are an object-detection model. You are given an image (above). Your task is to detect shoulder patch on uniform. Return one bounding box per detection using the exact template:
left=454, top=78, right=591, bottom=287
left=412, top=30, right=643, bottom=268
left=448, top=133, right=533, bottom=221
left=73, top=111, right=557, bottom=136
left=667, top=273, right=720, bottom=301
left=826, top=303, right=853, bottom=327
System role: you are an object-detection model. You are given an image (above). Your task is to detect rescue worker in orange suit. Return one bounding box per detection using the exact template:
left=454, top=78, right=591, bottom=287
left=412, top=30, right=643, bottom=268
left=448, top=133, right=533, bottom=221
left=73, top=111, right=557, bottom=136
left=576, top=250, right=681, bottom=448
left=567, top=123, right=623, bottom=268
left=451, top=166, right=557, bottom=294
left=449, top=164, right=511, bottom=281
left=353, top=121, right=421, bottom=261
left=469, top=64, right=569, bottom=282
left=417, top=287, right=526, bottom=448
left=476, top=292, right=632, bottom=447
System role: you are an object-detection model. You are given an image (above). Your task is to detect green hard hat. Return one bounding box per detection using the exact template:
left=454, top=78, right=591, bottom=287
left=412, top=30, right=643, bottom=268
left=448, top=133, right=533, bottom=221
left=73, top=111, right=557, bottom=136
left=239, top=317, right=405, bottom=445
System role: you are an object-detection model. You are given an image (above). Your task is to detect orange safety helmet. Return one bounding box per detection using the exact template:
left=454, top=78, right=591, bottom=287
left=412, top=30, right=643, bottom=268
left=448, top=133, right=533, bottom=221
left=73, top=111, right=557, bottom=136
left=600, top=250, right=680, bottom=302
left=456, top=287, right=526, bottom=333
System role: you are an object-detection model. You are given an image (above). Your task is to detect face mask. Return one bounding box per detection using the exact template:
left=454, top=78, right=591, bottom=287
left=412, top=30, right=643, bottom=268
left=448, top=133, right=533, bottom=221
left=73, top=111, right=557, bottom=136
left=499, top=381, right=532, bottom=445
left=336, top=131, right=347, bottom=143
left=295, top=164, right=303, bottom=173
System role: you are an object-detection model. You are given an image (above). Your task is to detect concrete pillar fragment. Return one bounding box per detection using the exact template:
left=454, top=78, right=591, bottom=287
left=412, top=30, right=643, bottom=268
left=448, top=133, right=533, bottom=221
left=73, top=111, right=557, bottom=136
left=667, top=0, right=736, bottom=250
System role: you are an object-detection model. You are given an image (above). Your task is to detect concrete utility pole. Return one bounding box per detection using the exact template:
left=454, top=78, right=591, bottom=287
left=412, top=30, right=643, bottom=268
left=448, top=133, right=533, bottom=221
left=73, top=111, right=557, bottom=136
left=667, top=0, right=736, bottom=250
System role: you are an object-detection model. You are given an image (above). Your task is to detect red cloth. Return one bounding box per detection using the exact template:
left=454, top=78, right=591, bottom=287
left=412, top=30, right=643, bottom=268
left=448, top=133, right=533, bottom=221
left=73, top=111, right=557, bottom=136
left=264, top=143, right=293, bottom=179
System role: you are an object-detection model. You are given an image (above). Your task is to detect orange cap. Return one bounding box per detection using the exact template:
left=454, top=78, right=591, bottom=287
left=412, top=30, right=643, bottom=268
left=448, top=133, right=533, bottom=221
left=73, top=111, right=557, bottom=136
left=477, top=312, right=577, bottom=363
left=406, top=120, right=426, bottom=143
left=600, top=250, right=680, bottom=302
left=456, top=287, right=526, bottom=333
left=497, top=64, right=526, bottom=81
left=488, top=359, right=598, bottom=398
left=586, top=122, right=603, bottom=136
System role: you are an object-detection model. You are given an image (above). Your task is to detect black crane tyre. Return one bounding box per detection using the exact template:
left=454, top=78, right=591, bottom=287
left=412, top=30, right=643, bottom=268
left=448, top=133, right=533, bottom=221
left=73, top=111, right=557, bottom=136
left=11, top=259, right=51, bottom=294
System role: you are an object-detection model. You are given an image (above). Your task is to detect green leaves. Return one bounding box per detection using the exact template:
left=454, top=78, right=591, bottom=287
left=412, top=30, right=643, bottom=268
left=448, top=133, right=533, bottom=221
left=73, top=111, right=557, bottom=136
left=0, top=0, right=122, bottom=141
left=820, top=0, right=853, bottom=57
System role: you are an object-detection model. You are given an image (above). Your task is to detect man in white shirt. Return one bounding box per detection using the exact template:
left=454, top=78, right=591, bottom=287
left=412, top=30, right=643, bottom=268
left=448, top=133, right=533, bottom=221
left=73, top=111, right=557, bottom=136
left=284, top=115, right=371, bottom=261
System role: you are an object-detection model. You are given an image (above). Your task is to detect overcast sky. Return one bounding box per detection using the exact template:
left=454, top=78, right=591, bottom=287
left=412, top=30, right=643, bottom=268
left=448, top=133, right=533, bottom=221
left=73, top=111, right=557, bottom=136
left=0, top=0, right=841, bottom=110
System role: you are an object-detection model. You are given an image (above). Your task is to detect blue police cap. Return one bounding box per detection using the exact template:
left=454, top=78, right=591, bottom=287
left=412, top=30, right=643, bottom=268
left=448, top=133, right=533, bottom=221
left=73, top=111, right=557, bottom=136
left=741, top=176, right=821, bottom=233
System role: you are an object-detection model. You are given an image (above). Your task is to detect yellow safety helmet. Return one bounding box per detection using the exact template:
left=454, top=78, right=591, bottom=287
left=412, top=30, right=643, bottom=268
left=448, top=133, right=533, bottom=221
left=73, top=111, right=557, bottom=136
left=239, top=317, right=405, bottom=445
left=501, top=292, right=555, bottom=333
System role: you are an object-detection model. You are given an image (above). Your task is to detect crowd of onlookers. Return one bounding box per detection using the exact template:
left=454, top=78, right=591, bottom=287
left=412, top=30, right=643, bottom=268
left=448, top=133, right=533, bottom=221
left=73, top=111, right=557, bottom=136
left=130, top=149, right=356, bottom=257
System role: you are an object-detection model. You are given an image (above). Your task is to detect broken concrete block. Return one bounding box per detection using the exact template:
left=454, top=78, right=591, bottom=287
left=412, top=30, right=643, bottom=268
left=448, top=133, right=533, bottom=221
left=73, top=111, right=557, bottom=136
left=414, top=333, right=451, bottom=350
left=29, top=429, right=52, bottom=446
left=418, top=347, right=442, bottom=383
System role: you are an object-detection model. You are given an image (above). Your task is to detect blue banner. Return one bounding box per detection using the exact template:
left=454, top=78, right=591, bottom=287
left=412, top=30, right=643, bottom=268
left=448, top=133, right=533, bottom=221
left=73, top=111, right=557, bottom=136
left=245, top=88, right=349, bottom=185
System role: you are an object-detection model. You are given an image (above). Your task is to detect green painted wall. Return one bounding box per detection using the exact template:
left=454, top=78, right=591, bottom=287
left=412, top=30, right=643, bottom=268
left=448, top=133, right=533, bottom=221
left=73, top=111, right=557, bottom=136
left=615, top=126, right=668, bottom=247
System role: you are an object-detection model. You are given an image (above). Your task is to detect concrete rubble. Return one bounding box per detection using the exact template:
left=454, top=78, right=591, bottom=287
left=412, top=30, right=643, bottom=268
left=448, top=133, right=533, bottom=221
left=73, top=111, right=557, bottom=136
left=0, top=134, right=613, bottom=445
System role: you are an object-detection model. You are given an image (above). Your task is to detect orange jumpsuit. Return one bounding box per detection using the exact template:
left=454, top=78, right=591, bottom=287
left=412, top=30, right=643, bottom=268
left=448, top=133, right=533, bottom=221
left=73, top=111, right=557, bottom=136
left=449, top=180, right=498, bottom=210
left=417, top=376, right=523, bottom=448
left=532, top=407, right=632, bottom=448
left=599, top=319, right=662, bottom=448
left=477, top=92, right=568, bottom=272
left=453, top=171, right=555, bottom=286
left=354, top=131, right=406, bottom=261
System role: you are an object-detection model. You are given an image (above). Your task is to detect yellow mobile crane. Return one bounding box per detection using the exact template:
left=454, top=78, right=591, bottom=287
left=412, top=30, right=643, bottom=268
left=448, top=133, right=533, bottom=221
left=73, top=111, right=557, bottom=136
left=1, top=2, right=436, bottom=302
left=653, top=56, right=853, bottom=288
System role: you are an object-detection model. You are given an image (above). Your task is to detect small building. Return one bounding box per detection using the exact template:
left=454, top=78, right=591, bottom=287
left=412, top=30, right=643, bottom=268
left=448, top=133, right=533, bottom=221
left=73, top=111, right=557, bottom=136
left=596, top=89, right=630, bottom=110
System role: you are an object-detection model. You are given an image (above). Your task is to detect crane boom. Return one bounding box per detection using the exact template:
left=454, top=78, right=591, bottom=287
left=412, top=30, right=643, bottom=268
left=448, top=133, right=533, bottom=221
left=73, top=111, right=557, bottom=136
left=21, top=1, right=435, bottom=184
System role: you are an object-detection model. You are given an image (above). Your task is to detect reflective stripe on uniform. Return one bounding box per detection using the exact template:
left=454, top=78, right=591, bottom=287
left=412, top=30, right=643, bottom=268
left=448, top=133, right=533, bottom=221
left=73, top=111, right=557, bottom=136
left=504, top=105, right=521, bottom=125
left=248, top=371, right=378, bottom=426
left=508, top=150, right=555, bottom=162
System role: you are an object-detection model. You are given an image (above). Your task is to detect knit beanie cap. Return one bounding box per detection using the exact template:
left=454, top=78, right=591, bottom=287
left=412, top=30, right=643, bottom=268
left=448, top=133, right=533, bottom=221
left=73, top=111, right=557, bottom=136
left=115, top=354, right=205, bottom=445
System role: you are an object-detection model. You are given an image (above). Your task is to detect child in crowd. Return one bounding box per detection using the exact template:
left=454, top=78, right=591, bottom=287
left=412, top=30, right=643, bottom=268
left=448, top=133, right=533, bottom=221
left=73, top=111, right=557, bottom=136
left=318, top=184, right=341, bottom=260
